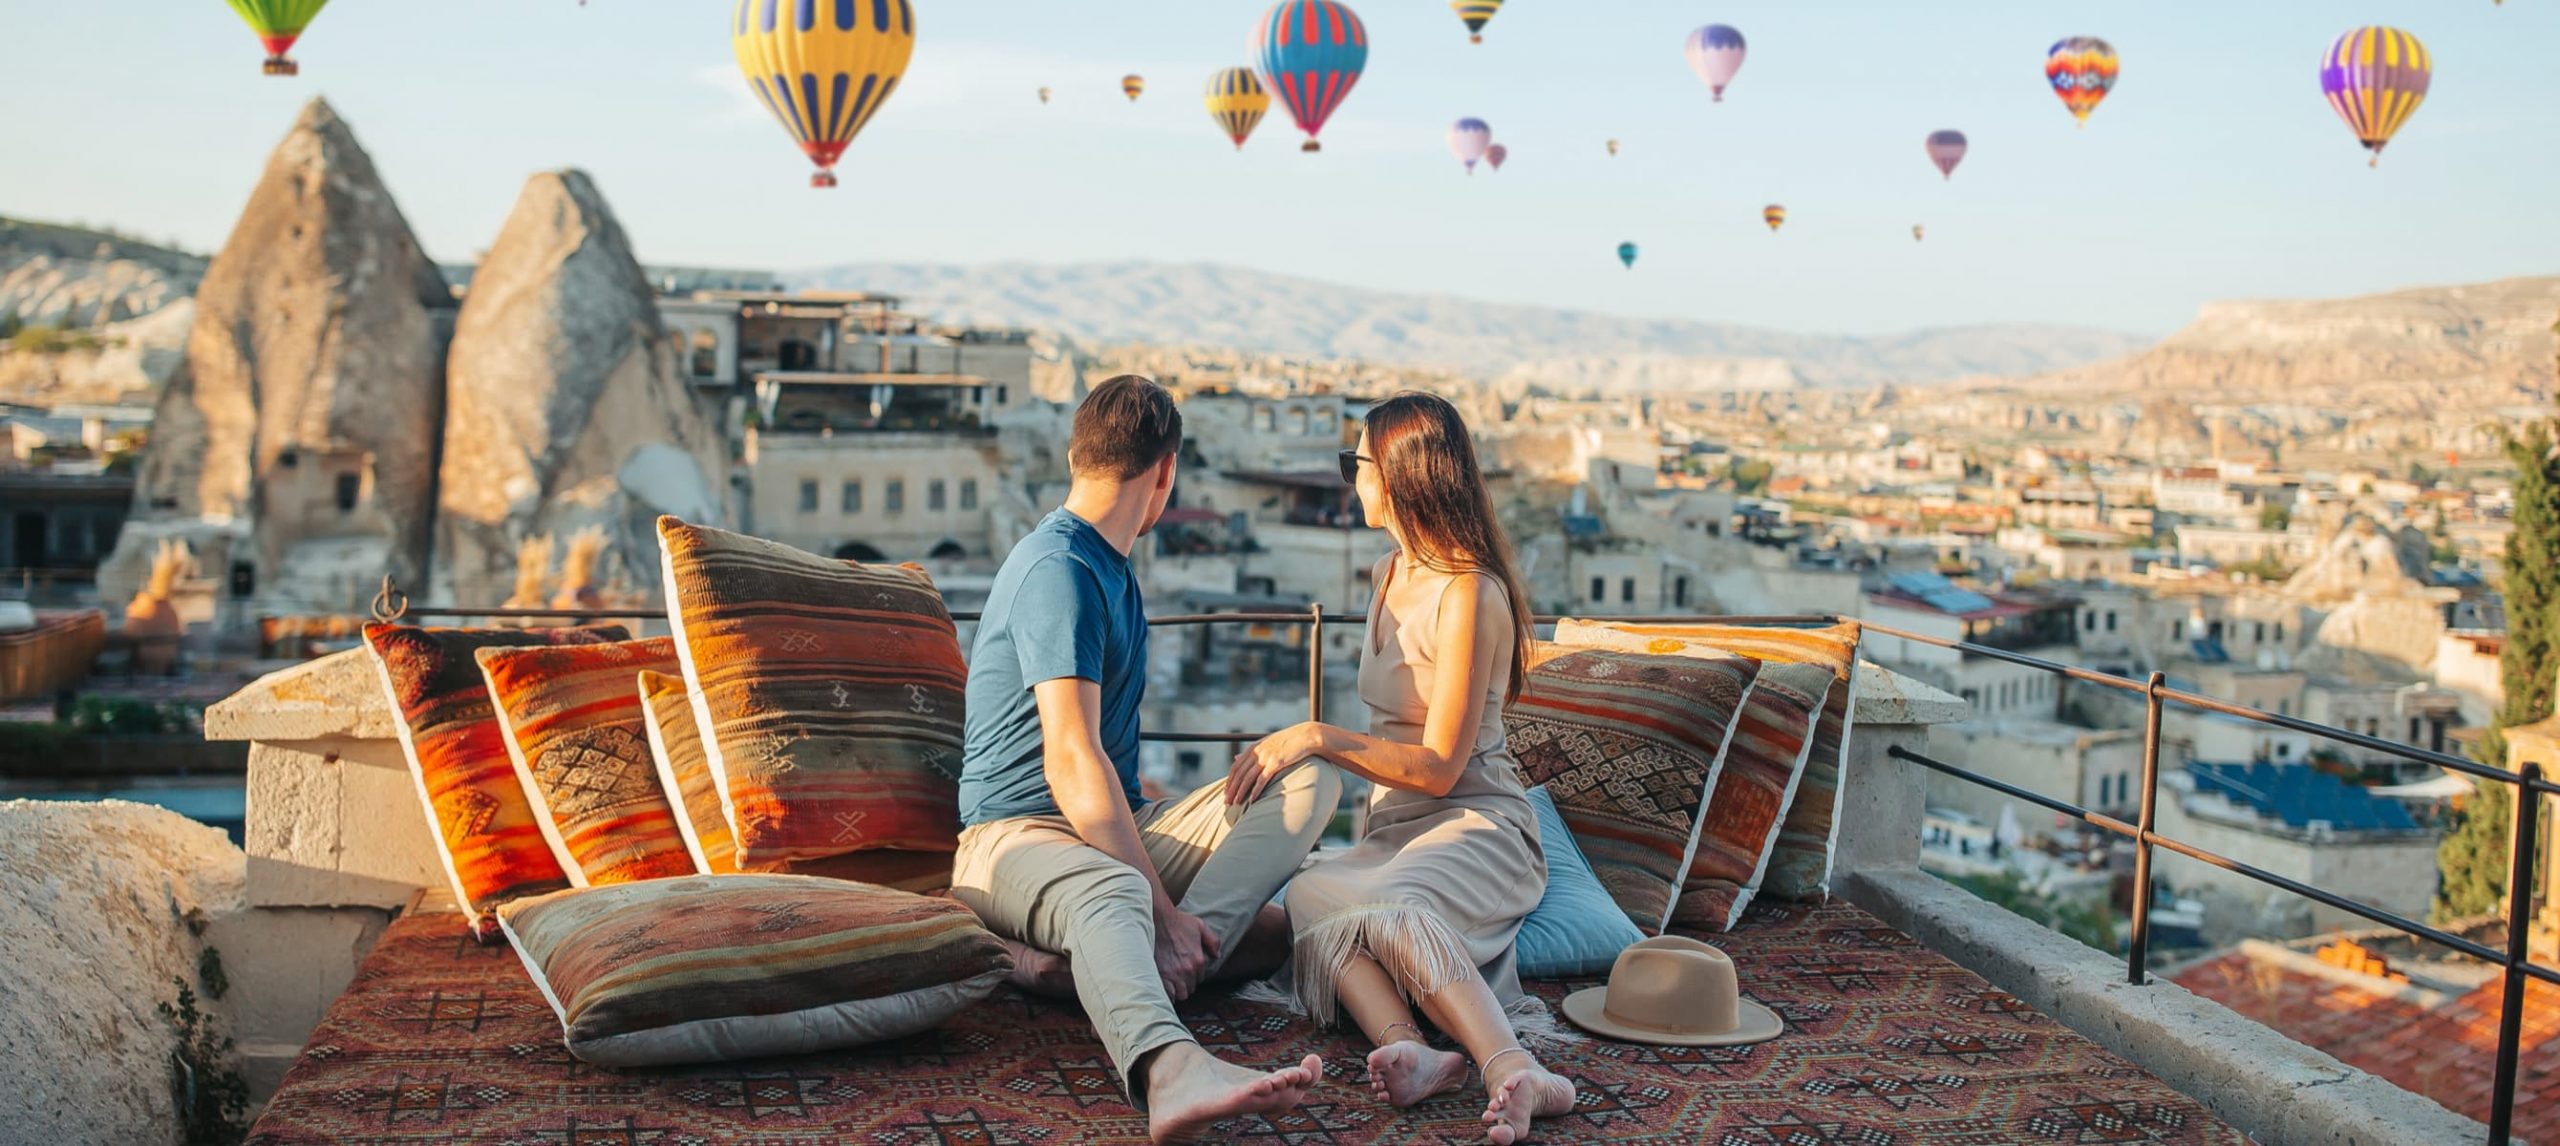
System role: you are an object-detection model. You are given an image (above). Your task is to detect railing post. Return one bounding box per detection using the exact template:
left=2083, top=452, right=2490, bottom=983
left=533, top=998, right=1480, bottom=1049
left=1307, top=603, right=1325, bottom=724
left=2126, top=670, right=2166, bottom=985
left=2488, top=762, right=2542, bottom=1146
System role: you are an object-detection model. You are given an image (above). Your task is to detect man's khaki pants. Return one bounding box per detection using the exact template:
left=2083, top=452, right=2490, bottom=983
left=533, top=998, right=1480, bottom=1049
left=951, top=761, right=1343, bottom=1100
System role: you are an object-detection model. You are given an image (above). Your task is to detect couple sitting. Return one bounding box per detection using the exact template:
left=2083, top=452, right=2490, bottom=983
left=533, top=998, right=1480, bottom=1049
left=952, top=376, right=1576, bottom=1143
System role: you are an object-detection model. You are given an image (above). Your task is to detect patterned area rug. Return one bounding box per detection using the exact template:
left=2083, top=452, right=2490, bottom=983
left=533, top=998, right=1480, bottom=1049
left=247, top=899, right=2247, bottom=1144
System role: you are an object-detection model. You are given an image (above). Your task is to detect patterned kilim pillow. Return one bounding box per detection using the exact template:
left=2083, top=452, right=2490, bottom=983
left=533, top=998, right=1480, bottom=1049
left=1506, top=647, right=1760, bottom=934
left=476, top=638, right=701, bottom=887
left=496, top=873, right=1012, bottom=1067
left=658, top=517, right=968, bottom=870
left=635, top=669, right=738, bottom=874
left=362, top=623, right=629, bottom=940
left=1553, top=619, right=1863, bottom=902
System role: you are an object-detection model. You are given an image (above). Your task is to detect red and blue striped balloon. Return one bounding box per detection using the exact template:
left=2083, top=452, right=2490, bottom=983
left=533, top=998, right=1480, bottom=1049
left=1252, top=1, right=1368, bottom=153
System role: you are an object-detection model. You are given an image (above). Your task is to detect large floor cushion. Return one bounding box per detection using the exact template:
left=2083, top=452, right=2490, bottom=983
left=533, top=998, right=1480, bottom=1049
left=636, top=669, right=739, bottom=874
left=497, top=873, right=1012, bottom=1068
left=658, top=517, right=968, bottom=870
left=1507, top=646, right=1760, bottom=933
left=1554, top=619, right=1863, bottom=901
left=1515, top=785, right=1647, bottom=977
left=363, top=623, right=628, bottom=939
left=477, top=638, right=700, bottom=887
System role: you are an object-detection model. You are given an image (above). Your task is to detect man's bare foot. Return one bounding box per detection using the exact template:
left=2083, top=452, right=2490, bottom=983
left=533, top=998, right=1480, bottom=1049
left=999, top=938, right=1076, bottom=999
left=1366, top=1040, right=1468, bottom=1107
left=1144, top=1044, right=1323, bottom=1145
left=1481, top=1051, right=1575, bottom=1145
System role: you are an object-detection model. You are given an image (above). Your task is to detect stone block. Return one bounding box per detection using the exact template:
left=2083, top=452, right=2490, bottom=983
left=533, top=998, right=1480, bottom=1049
left=205, top=648, right=395, bottom=743
left=202, top=905, right=389, bottom=1054
left=244, top=739, right=441, bottom=909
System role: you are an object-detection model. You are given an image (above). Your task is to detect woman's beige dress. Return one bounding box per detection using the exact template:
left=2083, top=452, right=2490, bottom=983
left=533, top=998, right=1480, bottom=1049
left=1282, top=554, right=1546, bottom=1025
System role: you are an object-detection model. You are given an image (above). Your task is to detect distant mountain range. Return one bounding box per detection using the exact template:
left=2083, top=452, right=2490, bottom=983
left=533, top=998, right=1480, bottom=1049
left=794, top=260, right=2158, bottom=390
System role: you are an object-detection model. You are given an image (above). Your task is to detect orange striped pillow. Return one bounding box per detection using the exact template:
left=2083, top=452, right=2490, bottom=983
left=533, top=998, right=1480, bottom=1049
left=362, top=623, right=628, bottom=940
left=658, top=517, right=967, bottom=869
left=477, top=638, right=701, bottom=888
left=635, top=669, right=738, bottom=874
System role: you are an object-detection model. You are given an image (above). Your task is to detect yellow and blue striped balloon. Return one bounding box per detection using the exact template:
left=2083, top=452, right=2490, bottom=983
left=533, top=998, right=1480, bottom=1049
left=1763, top=204, right=1787, bottom=233
left=2319, top=26, right=2430, bottom=167
left=227, top=0, right=331, bottom=75
left=1204, top=68, right=1271, bottom=151
left=732, top=0, right=917, bottom=188
left=1449, top=0, right=1502, bottom=44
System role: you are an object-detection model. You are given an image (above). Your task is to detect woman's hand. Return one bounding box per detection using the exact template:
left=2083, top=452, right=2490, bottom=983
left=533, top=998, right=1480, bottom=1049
left=1228, top=721, right=1326, bottom=805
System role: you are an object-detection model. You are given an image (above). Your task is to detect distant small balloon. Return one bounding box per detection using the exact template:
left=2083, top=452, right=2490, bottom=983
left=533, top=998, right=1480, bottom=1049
left=1485, top=143, right=1508, bottom=172
left=1123, top=74, right=1146, bottom=101
left=2320, top=26, right=2431, bottom=167
left=1617, top=241, right=1638, bottom=269
left=1450, top=0, right=1502, bottom=44
left=1763, top=204, right=1786, bottom=233
left=1038, top=86, right=1052, bottom=104
left=1449, top=118, right=1493, bottom=173
left=1606, top=138, right=1620, bottom=156
left=1685, top=24, right=1747, bottom=101
left=1913, top=224, right=1925, bottom=242
left=1926, top=130, right=1968, bottom=180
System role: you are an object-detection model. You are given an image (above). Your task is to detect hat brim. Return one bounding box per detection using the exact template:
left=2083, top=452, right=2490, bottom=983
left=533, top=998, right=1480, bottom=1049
left=1559, top=986, right=1784, bottom=1047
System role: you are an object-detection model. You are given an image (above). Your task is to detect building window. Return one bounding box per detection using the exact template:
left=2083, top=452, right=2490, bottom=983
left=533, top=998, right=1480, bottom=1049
left=2106, top=611, right=2118, bottom=632
left=2172, top=620, right=2185, bottom=641
left=886, top=480, right=905, bottom=513
left=960, top=479, right=978, bottom=511
left=2208, top=620, right=2224, bottom=641
left=972, top=386, right=986, bottom=405
left=334, top=473, right=361, bottom=513
left=842, top=481, right=862, bottom=514
left=2408, top=717, right=2422, bottom=744
left=2274, top=621, right=2285, bottom=641
left=2254, top=622, right=2266, bottom=642
left=1177, top=751, right=1203, bottom=780
left=690, top=329, right=719, bottom=378
left=1590, top=577, right=1605, bottom=603
left=929, top=480, right=947, bottom=511
left=1673, top=576, right=1691, bottom=609
left=799, top=480, right=819, bottom=513
left=2084, top=612, right=2097, bottom=632
left=997, top=385, right=1010, bottom=405
left=1620, top=577, right=1636, bottom=604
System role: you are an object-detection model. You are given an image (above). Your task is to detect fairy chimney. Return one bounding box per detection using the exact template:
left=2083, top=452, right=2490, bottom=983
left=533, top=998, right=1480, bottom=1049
left=432, top=169, right=726, bottom=607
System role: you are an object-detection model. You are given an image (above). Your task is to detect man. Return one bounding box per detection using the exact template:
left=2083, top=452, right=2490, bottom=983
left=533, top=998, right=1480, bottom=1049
left=954, top=375, right=1341, bottom=1143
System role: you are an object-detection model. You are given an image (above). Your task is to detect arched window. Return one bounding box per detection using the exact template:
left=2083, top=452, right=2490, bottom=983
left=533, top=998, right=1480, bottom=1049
left=834, top=541, right=887, bottom=562
left=928, top=540, right=968, bottom=562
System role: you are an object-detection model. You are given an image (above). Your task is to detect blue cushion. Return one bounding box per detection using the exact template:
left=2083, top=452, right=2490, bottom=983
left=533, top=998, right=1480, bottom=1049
left=1516, top=785, right=1646, bottom=979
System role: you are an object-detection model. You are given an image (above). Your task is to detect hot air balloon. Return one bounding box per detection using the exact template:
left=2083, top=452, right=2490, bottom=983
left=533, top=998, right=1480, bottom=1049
left=229, top=0, right=332, bottom=75
left=1926, top=130, right=1968, bottom=180
left=2045, top=37, right=2118, bottom=126
left=2321, top=26, right=2431, bottom=167
left=1450, top=0, right=1502, bottom=44
left=1123, top=74, right=1146, bottom=101
left=1685, top=25, right=1746, bottom=101
left=1913, top=224, right=1925, bottom=242
left=1253, top=1, right=1369, bottom=153
left=1763, top=204, right=1786, bottom=233
left=1617, top=241, right=1638, bottom=269
left=1449, top=118, right=1493, bottom=173
left=1204, top=68, right=1270, bottom=150
left=732, top=0, right=917, bottom=189
left=1606, top=138, right=1620, bottom=156
left=1485, top=143, right=1508, bottom=172
left=1038, top=86, right=1052, bottom=104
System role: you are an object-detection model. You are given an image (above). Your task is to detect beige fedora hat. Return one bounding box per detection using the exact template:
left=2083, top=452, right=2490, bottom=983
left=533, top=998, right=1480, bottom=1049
left=1560, top=936, right=1784, bottom=1046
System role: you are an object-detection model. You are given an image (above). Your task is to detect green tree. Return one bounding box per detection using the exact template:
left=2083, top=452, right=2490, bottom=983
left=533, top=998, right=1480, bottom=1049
left=2258, top=501, right=2291, bottom=532
left=2435, top=414, right=2560, bottom=921
left=1726, top=458, right=1774, bottom=495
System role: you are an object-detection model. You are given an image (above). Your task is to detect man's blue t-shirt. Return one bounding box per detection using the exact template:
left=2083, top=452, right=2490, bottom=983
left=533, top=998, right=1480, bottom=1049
left=958, top=509, right=1149, bottom=825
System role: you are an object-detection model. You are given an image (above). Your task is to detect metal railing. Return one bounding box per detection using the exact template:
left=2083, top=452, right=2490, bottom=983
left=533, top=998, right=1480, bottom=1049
left=367, top=578, right=2551, bottom=1142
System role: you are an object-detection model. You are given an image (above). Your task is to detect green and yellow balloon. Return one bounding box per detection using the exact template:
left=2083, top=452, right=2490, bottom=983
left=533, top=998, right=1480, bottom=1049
left=732, top=0, right=918, bottom=188
left=1450, top=0, right=1503, bottom=44
left=226, top=0, right=331, bottom=76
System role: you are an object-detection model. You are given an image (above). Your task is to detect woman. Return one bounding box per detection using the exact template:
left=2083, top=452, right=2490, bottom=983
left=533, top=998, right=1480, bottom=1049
left=1227, top=393, right=1575, bottom=1144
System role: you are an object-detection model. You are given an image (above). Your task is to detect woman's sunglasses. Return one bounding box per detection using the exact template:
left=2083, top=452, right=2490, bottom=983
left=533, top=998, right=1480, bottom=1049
left=1337, top=450, right=1373, bottom=485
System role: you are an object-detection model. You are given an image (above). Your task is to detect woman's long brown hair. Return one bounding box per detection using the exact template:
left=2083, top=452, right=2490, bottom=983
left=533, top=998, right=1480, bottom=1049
left=1365, top=392, right=1536, bottom=701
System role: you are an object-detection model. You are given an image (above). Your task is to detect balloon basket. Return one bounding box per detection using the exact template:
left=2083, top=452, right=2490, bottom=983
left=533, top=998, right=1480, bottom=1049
left=810, top=170, right=839, bottom=189
left=263, top=56, right=297, bottom=76
left=1301, top=140, right=1321, bottom=153
left=1471, top=34, right=1483, bottom=44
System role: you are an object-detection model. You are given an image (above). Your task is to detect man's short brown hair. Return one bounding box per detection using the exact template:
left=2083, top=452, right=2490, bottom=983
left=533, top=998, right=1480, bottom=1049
left=1071, top=374, right=1183, bottom=481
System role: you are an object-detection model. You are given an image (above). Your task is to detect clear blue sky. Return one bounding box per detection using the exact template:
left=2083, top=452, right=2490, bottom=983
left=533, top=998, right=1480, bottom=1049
left=3, top=1, right=2554, bottom=336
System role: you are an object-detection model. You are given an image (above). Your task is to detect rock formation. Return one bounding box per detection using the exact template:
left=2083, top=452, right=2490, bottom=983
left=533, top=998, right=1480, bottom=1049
left=0, top=217, right=206, bottom=329
left=433, top=170, right=726, bottom=606
left=0, top=800, right=246, bottom=1146
left=113, top=98, right=454, bottom=610
left=2287, top=515, right=2451, bottom=674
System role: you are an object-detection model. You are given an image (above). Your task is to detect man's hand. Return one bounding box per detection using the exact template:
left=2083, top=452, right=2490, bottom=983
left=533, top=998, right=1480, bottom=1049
left=1154, top=905, right=1220, bottom=1001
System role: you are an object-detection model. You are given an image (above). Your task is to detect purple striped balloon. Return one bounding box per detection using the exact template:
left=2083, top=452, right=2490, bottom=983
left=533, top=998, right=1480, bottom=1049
left=1449, top=117, right=1492, bottom=173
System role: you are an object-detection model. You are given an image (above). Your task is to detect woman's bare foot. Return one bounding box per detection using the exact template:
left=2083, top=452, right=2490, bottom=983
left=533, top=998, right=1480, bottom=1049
left=999, top=938, right=1076, bottom=999
left=1145, top=1045, right=1324, bottom=1145
left=1366, top=1040, right=1468, bottom=1107
left=1481, top=1051, right=1575, bottom=1145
